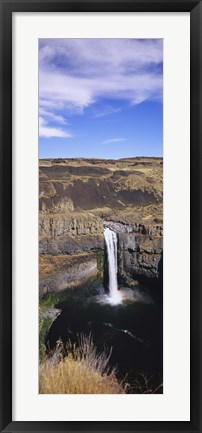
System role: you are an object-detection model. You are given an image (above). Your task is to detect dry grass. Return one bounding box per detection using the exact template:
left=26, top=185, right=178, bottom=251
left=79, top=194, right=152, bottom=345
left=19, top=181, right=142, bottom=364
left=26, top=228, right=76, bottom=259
left=130, top=372, right=163, bottom=394
left=40, top=335, right=126, bottom=394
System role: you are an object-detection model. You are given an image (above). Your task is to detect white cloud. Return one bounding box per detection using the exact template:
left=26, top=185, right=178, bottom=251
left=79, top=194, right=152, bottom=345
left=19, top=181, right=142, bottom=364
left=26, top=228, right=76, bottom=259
left=103, top=138, right=126, bottom=144
left=93, top=106, right=122, bottom=118
left=39, top=108, right=68, bottom=125
left=39, top=117, right=71, bottom=138
left=39, top=39, right=163, bottom=133
left=39, top=69, right=162, bottom=112
left=39, top=39, right=163, bottom=75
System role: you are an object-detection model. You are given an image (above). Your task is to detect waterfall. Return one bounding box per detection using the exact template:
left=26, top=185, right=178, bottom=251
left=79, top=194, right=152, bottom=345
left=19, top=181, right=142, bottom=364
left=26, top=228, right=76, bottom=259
left=104, top=227, right=122, bottom=305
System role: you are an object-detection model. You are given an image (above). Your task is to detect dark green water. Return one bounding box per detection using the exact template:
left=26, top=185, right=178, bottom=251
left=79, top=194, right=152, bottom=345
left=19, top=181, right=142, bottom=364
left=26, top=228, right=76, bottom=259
left=46, top=283, right=163, bottom=393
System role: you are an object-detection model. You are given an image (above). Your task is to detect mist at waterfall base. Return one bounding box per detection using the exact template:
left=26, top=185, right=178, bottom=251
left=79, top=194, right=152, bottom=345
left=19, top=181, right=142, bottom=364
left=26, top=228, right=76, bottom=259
left=46, top=228, right=163, bottom=392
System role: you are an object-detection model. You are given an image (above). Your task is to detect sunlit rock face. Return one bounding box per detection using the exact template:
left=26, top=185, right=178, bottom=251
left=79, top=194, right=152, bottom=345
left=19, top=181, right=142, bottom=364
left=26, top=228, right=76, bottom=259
left=105, top=220, right=163, bottom=286
left=39, top=157, right=163, bottom=297
left=119, top=232, right=163, bottom=283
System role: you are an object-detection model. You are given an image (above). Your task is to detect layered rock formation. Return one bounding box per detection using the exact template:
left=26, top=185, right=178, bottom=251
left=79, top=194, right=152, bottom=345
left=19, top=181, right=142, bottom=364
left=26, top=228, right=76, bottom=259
left=105, top=221, right=163, bottom=287
left=39, top=157, right=163, bottom=297
left=40, top=253, right=98, bottom=297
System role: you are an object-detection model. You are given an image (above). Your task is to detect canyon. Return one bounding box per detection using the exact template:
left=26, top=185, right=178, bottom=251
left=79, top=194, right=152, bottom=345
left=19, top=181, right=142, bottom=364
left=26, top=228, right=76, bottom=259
left=39, top=157, right=163, bottom=297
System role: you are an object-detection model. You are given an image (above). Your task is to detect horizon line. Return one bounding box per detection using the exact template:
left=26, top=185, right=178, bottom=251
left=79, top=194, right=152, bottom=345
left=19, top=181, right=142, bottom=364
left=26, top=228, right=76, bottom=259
left=39, top=155, right=163, bottom=161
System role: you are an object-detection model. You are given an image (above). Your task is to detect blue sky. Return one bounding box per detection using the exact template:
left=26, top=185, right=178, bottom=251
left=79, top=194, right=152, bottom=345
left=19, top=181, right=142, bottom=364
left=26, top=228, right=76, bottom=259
left=39, top=39, right=163, bottom=159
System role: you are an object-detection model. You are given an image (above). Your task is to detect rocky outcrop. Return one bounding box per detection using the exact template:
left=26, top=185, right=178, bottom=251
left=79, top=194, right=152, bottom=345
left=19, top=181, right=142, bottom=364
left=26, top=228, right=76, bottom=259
left=105, top=221, right=163, bottom=284
left=39, top=253, right=98, bottom=297
left=39, top=213, right=104, bottom=256
left=39, top=213, right=104, bottom=296
left=39, top=214, right=104, bottom=238
left=40, top=234, right=104, bottom=255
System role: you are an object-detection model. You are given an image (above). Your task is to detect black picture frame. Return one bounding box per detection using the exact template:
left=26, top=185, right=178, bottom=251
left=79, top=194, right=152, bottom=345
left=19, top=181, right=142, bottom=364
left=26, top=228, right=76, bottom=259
left=0, top=1, right=201, bottom=432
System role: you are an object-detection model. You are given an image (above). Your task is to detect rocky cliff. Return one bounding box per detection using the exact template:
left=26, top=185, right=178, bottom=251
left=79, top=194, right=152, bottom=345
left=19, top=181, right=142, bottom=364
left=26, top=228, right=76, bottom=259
left=39, top=157, right=163, bottom=297
left=105, top=221, right=163, bottom=288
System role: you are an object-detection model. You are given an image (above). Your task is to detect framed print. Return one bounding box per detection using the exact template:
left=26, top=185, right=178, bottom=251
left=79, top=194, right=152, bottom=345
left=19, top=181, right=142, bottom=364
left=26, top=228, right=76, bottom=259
left=0, top=0, right=201, bottom=432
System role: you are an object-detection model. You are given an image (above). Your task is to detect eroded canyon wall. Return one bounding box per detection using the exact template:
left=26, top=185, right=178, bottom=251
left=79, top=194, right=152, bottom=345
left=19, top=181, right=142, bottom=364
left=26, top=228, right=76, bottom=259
left=39, top=157, right=163, bottom=297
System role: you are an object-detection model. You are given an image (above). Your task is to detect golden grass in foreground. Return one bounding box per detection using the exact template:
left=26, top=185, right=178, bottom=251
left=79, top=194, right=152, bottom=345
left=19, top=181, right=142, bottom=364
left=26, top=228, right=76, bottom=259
left=40, top=335, right=126, bottom=394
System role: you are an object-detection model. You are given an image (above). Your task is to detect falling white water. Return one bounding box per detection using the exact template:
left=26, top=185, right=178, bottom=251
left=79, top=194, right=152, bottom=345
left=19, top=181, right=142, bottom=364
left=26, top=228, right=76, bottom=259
left=104, top=227, right=122, bottom=305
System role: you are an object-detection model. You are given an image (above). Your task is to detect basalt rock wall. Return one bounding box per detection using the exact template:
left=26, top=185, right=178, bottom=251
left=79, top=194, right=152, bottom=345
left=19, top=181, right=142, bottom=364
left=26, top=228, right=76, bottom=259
left=39, top=253, right=98, bottom=297
left=39, top=214, right=104, bottom=297
left=105, top=221, right=163, bottom=286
